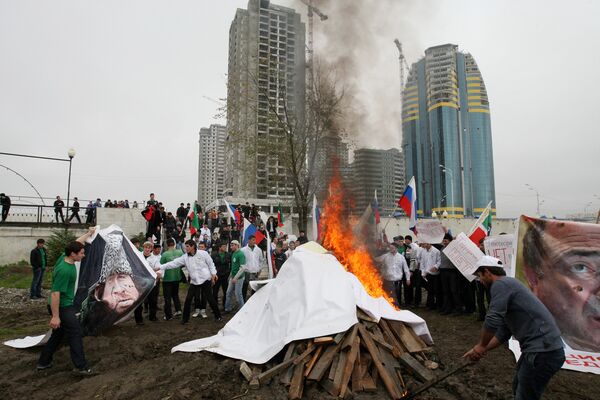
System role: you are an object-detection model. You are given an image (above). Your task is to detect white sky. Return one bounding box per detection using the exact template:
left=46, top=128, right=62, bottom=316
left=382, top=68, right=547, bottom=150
left=1, top=0, right=599, bottom=218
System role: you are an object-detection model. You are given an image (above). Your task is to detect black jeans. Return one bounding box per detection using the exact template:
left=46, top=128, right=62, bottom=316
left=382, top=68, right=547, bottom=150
left=513, top=348, right=565, bottom=400
left=1, top=205, right=9, bottom=221
left=440, top=269, right=463, bottom=313
left=68, top=212, right=81, bottom=223
left=39, top=306, right=87, bottom=369
left=476, top=280, right=491, bottom=319
left=183, top=281, right=221, bottom=322
left=213, top=274, right=229, bottom=309
left=461, top=279, right=477, bottom=313
left=405, top=270, right=422, bottom=306
left=135, top=284, right=159, bottom=323
left=55, top=209, right=64, bottom=223
left=425, top=274, right=441, bottom=309
left=162, top=281, right=181, bottom=319
left=30, top=267, right=44, bottom=298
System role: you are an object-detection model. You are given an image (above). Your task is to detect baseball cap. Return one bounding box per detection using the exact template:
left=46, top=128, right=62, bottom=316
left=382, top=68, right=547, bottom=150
left=230, top=240, right=240, bottom=246
left=469, top=255, right=503, bottom=275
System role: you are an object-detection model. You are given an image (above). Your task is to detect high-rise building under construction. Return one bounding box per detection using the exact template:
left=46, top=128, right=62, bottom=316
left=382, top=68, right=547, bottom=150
left=224, top=0, right=306, bottom=200
left=401, top=44, right=495, bottom=218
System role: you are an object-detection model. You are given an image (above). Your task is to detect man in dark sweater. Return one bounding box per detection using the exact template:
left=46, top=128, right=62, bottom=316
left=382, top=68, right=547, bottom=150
left=67, top=197, right=81, bottom=223
left=463, top=256, right=564, bottom=400
left=211, top=242, right=231, bottom=309
left=30, top=239, right=47, bottom=299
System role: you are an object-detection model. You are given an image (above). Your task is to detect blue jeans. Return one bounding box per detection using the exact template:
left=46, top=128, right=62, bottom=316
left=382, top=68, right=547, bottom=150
left=30, top=267, right=44, bottom=298
left=225, top=276, right=245, bottom=312
left=513, top=348, right=565, bottom=400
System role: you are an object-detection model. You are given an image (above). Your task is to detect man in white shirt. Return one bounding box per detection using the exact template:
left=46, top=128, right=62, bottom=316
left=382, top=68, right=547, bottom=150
left=159, top=239, right=222, bottom=323
left=241, top=235, right=264, bottom=301
left=285, top=240, right=295, bottom=259
left=418, top=242, right=441, bottom=310
left=376, top=245, right=411, bottom=308
left=199, top=223, right=211, bottom=239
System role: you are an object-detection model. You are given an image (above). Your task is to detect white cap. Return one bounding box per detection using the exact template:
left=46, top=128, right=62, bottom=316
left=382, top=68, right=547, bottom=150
left=469, top=255, right=503, bottom=275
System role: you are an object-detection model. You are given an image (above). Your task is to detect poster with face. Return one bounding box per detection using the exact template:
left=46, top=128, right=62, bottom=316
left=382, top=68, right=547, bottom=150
left=513, top=216, right=600, bottom=374
left=74, top=225, right=156, bottom=336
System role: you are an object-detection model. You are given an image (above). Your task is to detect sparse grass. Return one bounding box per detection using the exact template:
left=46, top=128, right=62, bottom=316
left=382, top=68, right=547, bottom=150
left=0, top=261, right=52, bottom=289
left=0, top=324, right=48, bottom=340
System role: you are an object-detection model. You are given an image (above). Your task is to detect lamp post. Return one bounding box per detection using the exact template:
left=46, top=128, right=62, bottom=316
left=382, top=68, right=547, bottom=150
left=439, top=164, right=454, bottom=218
left=66, top=148, right=76, bottom=222
left=525, top=183, right=540, bottom=216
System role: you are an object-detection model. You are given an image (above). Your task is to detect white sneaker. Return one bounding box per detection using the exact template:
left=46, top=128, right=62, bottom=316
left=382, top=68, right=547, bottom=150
left=174, top=311, right=182, bottom=317
left=200, top=309, right=207, bottom=319
left=192, top=309, right=200, bottom=318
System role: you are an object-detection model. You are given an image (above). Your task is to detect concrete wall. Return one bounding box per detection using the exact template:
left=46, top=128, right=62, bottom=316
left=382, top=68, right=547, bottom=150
left=95, top=208, right=147, bottom=238
left=0, top=209, right=146, bottom=266
left=0, top=226, right=88, bottom=265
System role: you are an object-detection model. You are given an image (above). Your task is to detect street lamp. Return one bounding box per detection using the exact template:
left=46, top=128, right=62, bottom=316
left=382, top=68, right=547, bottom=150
left=66, top=148, right=76, bottom=222
left=439, top=164, right=454, bottom=218
left=525, top=183, right=540, bottom=216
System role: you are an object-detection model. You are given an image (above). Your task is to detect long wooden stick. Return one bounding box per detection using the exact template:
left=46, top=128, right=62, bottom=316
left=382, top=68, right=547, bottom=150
left=404, top=361, right=473, bottom=399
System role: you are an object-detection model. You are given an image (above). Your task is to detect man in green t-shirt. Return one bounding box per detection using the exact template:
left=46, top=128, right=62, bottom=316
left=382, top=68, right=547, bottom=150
left=29, top=238, right=47, bottom=299
left=224, top=240, right=246, bottom=313
left=160, top=238, right=184, bottom=320
left=38, top=227, right=95, bottom=375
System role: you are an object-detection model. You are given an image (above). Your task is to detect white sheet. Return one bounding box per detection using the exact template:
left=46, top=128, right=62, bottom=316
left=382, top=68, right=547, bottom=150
left=172, top=244, right=433, bottom=364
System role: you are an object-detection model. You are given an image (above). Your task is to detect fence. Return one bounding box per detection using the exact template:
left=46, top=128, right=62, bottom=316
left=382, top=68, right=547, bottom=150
left=1, top=204, right=90, bottom=224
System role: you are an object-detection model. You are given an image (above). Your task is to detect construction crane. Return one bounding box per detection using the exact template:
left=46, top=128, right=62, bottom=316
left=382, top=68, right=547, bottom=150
left=300, top=0, right=328, bottom=94
left=394, top=39, right=410, bottom=99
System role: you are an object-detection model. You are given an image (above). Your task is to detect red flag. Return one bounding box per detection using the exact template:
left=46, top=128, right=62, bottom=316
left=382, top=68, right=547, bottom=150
left=255, top=230, right=266, bottom=245
left=142, top=206, right=154, bottom=222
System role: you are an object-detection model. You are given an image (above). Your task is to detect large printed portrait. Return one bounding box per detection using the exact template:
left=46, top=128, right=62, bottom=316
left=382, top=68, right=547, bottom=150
left=515, top=216, right=600, bottom=368
left=74, top=226, right=156, bottom=336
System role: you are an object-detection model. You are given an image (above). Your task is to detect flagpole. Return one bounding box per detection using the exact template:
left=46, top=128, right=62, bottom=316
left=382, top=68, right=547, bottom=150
left=381, top=204, right=401, bottom=231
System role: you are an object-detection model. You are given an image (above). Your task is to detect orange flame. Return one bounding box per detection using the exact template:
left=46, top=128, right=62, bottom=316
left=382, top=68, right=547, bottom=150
left=319, top=170, right=396, bottom=308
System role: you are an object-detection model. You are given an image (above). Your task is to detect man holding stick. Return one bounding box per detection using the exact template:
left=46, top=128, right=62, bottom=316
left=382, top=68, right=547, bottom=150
left=463, top=256, right=564, bottom=400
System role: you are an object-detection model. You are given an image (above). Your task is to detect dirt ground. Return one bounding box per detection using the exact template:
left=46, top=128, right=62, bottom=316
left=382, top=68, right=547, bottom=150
left=0, top=289, right=598, bottom=400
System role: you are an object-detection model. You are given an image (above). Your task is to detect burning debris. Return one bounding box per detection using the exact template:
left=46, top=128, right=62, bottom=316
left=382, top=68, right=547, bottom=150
left=237, top=307, right=437, bottom=399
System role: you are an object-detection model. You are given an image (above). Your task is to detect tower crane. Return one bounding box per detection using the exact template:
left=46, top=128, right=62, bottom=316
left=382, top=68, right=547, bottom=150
left=300, top=0, right=328, bottom=93
left=394, top=39, right=410, bottom=100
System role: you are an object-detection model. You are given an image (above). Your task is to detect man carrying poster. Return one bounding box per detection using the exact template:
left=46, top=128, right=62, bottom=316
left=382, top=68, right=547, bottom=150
left=515, top=216, right=600, bottom=373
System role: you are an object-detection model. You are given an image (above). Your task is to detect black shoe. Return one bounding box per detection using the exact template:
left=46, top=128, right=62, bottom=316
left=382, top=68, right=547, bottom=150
left=181, top=320, right=188, bottom=325
left=72, top=368, right=96, bottom=376
left=136, top=321, right=144, bottom=326
left=215, top=317, right=223, bottom=322
left=36, top=362, right=53, bottom=371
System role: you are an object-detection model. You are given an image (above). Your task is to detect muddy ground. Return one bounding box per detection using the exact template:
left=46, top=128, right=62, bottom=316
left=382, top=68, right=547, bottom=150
left=0, top=289, right=598, bottom=400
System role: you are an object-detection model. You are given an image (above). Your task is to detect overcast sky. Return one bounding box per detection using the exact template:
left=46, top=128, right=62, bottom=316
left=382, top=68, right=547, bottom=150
left=1, top=0, right=599, bottom=218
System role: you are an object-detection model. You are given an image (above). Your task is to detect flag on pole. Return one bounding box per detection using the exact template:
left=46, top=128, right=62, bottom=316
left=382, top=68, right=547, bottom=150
left=224, top=199, right=240, bottom=224
left=468, top=201, right=493, bottom=244
left=373, top=190, right=381, bottom=225
left=398, top=176, right=418, bottom=233
left=242, top=218, right=257, bottom=246
left=312, top=194, right=321, bottom=241
left=277, top=204, right=284, bottom=227
left=188, top=203, right=201, bottom=236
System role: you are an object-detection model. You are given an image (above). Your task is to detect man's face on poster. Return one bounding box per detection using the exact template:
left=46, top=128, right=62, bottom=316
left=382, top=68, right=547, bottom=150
left=525, top=221, right=600, bottom=352
left=99, top=273, right=140, bottom=314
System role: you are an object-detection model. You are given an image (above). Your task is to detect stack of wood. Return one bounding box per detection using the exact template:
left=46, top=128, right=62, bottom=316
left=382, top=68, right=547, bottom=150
left=239, top=308, right=438, bottom=399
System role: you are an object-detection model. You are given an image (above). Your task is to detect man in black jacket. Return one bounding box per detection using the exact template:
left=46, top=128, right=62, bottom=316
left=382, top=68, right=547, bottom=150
left=53, top=196, right=65, bottom=224
left=30, top=239, right=47, bottom=299
left=0, top=193, right=10, bottom=222
left=211, top=242, right=231, bottom=309
left=68, top=197, right=81, bottom=223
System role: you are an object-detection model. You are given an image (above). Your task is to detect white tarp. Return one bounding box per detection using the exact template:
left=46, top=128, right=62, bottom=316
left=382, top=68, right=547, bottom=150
left=172, top=243, right=433, bottom=364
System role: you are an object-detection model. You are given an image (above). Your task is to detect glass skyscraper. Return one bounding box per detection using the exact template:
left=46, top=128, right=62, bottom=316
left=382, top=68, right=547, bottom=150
left=401, top=44, right=495, bottom=218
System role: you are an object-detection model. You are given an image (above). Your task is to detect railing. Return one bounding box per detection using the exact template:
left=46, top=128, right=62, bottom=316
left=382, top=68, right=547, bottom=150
left=1, top=203, right=92, bottom=224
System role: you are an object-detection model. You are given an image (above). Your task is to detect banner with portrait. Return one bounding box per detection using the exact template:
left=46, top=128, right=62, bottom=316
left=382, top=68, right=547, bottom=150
left=512, top=215, right=600, bottom=374
left=75, top=225, right=156, bottom=336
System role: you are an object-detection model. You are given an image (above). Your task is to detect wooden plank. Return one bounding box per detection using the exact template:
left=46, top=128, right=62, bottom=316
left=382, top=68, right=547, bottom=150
left=331, top=350, right=348, bottom=396
left=307, top=342, right=342, bottom=381
left=380, top=347, right=405, bottom=395
left=280, top=365, right=294, bottom=386
left=283, top=343, right=297, bottom=362
left=334, top=331, right=346, bottom=344
left=379, top=319, right=406, bottom=358
left=387, top=320, right=427, bottom=353
left=249, top=378, right=260, bottom=390
left=358, top=324, right=403, bottom=399
left=328, top=354, right=339, bottom=381
left=314, top=336, right=334, bottom=345
left=399, top=353, right=435, bottom=382
left=339, top=336, right=360, bottom=398
left=288, top=360, right=306, bottom=400
left=320, top=379, right=337, bottom=396
left=341, top=324, right=358, bottom=349
left=357, top=308, right=378, bottom=322
left=239, top=362, right=254, bottom=382
left=293, top=342, right=316, bottom=365
left=369, top=331, right=394, bottom=352
left=304, top=345, right=323, bottom=377
left=360, top=371, right=377, bottom=392
left=258, top=343, right=310, bottom=384
left=351, top=348, right=363, bottom=393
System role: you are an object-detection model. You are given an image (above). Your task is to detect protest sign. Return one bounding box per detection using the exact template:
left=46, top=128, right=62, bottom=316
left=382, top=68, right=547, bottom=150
left=513, top=215, right=600, bottom=374
left=484, top=234, right=515, bottom=277
left=415, top=220, right=445, bottom=244
left=442, top=232, right=484, bottom=282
